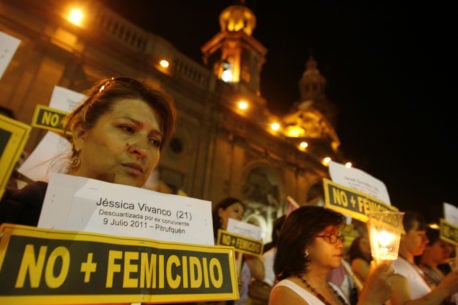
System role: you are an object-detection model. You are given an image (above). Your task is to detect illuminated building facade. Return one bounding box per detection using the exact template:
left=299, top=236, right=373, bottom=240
left=0, top=0, right=345, bottom=242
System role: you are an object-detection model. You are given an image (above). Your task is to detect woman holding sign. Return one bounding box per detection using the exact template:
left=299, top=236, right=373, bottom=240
left=269, top=205, right=394, bottom=305
left=212, top=197, right=265, bottom=305
left=0, top=76, right=176, bottom=226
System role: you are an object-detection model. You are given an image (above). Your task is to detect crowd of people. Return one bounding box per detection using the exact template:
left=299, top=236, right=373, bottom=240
left=389, top=211, right=458, bottom=305
left=269, top=206, right=394, bottom=305
left=1, top=77, right=457, bottom=305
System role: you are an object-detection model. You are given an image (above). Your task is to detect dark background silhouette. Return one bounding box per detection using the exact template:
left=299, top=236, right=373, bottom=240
left=101, top=0, right=456, bottom=223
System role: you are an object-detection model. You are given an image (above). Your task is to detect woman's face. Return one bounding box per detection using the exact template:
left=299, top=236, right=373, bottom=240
left=72, top=98, right=162, bottom=187
left=402, top=221, right=429, bottom=256
left=425, top=239, right=452, bottom=265
left=218, top=202, right=245, bottom=230
left=308, top=225, right=344, bottom=269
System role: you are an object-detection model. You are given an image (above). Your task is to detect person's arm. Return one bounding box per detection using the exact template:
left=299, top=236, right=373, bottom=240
left=244, top=254, right=265, bottom=280
left=357, top=261, right=393, bottom=305
left=262, top=249, right=276, bottom=286
left=351, top=258, right=370, bottom=283
left=389, top=274, right=413, bottom=305
left=391, top=269, right=458, bottom=305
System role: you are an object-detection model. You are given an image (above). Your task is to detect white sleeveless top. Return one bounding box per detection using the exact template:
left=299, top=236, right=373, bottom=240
left=392, top=257, right=431, bottom=300
left=273, top=279, right=349, bottom=305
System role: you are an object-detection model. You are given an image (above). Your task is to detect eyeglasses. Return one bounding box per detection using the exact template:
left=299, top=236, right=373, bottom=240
left=316, top=232, right=344, bottom=244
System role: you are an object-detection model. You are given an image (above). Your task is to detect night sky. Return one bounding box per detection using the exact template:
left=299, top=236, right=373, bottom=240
left=100, top=0, right=456, bottom=223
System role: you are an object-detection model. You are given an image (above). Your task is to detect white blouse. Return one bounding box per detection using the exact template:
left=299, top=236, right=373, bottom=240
left=273, top=279, right=349, bottom=305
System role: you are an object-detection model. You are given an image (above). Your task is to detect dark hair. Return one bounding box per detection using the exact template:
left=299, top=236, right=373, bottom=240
left=403, top=210, right=427, bottom=233
left=271, top=215, right=286, bottom=245
left=425, top=226, right=440, bottom=244
left=0, top=105, right=15, bottom=119
left=414, top=226, right=441, bottom=264
left=64, top=76, right=176, bottom=152
left=212, top=197, right=246, bottom=239
left=274, top=206, right=345, bottom=280
left=349, top=236, right=371, bottom=263
left=264, top=214, right=287, bottom=252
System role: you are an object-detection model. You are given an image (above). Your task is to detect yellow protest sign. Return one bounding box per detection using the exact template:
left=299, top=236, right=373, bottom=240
left=0, top=224, right=238, bottom=304
left=323, top=178, right=398, bottom=223
left=440, top=219, right=458, bottom=246
left=31, top=104, right=68, bottom=133
left=0, top=114, right=31, bottom=198
left=216, top=230, right=263, bottom=257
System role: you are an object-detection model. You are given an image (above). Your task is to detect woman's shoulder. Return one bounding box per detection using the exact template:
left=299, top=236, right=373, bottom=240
left=0, top=181, right=48, bottom=226
left=272, top=278, right=319, bottom=304
left=274, top=278, right=297, bottom=288
left=6, top=181, right=48, bottom=201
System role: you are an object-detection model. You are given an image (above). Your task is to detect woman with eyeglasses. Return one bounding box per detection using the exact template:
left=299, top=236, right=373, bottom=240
left=269, top=205, right=394, bottom=305
left=0, top=76, right=176, bottom=226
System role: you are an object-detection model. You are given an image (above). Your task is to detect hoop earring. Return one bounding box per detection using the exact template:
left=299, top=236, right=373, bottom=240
left=304, top=249, right=310, bottom=259
left=70, top=151, right=81, bottom=168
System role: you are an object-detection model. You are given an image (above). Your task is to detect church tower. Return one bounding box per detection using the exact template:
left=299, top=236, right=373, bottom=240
left=282, top=56, right=341, bottom=154
left=296, top=56, right=338, bottom=127
left=201, top=1, right=266, bottom=96
left=299, top=56, right=327, bottom=101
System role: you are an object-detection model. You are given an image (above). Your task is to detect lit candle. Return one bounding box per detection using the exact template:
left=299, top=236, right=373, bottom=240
left=367, top=211, right=404, bottom=264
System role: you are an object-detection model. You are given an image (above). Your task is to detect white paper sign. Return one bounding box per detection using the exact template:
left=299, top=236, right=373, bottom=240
left=48, top=86, right=86, bottom=111
left=329, top=160, right=391, bottom=204
left=443, top=202, right=458, bottom=226
left=18, top=131, right=71, bottom=181
left=0, top=32, right=20, bottom=79
left=226, top=218, right=262, bottom=240
left=18, top=86, right=86, bottom=181
left=38, top=173, right=215, bottom=246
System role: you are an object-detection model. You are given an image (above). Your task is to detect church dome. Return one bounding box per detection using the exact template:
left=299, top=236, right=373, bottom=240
left=219, top=2, right=256, bottom=35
